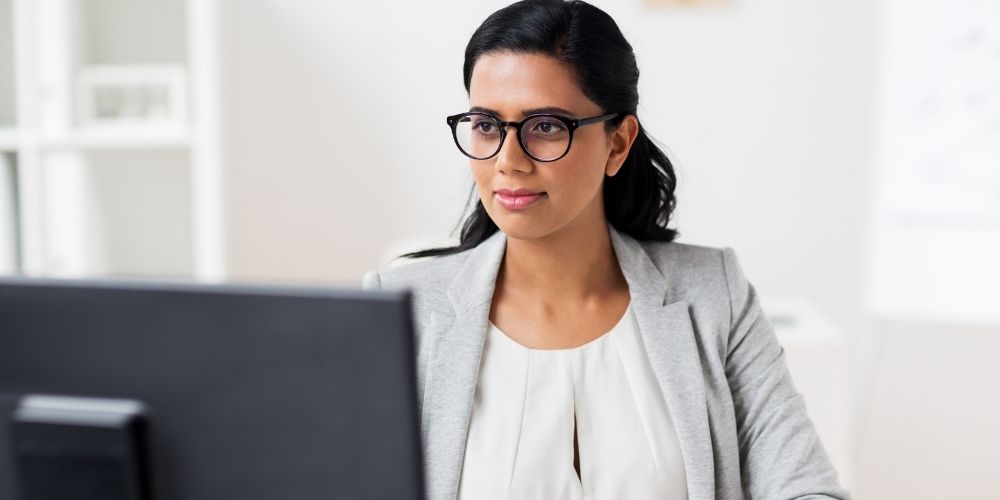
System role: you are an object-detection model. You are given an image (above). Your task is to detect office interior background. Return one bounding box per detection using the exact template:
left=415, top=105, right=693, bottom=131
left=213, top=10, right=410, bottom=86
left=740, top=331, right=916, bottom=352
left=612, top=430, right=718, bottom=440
left=0, top=0, right=997, bottom=497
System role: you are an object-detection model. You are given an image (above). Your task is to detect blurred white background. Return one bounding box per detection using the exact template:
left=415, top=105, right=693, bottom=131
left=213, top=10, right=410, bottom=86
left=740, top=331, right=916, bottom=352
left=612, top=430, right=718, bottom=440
left=1, top=0, right=998, bottom=498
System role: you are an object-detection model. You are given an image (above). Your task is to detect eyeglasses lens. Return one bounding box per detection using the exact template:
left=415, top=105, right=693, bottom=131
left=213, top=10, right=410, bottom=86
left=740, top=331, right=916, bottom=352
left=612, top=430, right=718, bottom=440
left=453, top=114, right=571, bottom=161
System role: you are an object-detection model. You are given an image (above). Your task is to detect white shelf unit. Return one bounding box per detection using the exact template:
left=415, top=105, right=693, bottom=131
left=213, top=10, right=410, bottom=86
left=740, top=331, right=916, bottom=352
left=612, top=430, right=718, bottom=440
left=0, top=0, right=224, bottom=280
left=1, top=0, right=19, bottom=274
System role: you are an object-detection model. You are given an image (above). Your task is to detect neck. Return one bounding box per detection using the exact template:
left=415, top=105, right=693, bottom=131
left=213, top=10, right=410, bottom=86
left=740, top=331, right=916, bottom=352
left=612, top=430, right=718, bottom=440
left=500, top=218, right=626, bottom=303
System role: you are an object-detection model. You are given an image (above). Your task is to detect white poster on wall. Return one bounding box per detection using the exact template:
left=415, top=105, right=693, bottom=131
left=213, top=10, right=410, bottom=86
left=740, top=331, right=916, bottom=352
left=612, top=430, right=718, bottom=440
left=867, top=0, right=1000, bottom=325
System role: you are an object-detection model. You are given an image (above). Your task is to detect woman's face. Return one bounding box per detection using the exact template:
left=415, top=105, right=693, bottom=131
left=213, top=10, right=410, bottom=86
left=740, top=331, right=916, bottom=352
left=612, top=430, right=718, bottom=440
left=467, top=52, right=632, bottom=242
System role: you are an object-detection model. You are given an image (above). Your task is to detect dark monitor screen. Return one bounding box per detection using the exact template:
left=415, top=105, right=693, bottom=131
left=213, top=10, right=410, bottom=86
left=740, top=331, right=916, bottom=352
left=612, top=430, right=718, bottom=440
left=0, top=277, right=424, bottom=500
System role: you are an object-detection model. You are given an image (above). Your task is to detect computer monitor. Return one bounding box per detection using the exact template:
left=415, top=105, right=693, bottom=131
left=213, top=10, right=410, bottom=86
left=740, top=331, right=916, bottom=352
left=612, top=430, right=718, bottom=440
left=0, top=277, right=424, bottom=500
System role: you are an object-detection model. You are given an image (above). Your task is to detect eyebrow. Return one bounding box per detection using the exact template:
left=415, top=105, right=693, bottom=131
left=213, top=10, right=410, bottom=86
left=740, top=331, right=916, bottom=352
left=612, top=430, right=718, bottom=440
left=469, top=105, right=578, bottom=118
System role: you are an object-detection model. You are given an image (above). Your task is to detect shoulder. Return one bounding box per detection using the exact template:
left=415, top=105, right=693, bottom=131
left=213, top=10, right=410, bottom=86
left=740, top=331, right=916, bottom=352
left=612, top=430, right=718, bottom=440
left=634, top=239, right=761, bottom=365
left=363, top=250, right=470, bottom=292
left=639, top=239, right=727, bottom=272
left=636, top=239, right=749, bottom=314
left=361, top=248, right=477, bottom=320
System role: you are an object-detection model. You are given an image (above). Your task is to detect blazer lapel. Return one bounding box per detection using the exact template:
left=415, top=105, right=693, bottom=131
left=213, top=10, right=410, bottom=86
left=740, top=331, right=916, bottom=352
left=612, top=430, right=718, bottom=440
left=420, top=231, right=506, bottom=500
left=609, top=226, right=716, bottom=500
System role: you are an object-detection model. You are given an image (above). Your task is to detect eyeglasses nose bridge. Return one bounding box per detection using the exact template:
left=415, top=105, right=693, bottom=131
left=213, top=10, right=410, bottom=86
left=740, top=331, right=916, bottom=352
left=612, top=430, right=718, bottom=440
left=494, top=119, right=524, bottom=153
left=494, top=120, right=534, bottom=166
left=497, top=119, right=522, bottom=136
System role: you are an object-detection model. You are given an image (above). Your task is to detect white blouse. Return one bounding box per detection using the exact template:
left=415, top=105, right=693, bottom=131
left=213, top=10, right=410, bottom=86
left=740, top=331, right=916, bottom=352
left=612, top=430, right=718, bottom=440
left=457, top=302, right=688, bottom=500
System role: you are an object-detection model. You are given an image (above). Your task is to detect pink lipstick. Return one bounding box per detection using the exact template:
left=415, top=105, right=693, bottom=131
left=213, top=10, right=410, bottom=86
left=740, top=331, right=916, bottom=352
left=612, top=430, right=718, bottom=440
left=495, top=189, right=545, bottom=210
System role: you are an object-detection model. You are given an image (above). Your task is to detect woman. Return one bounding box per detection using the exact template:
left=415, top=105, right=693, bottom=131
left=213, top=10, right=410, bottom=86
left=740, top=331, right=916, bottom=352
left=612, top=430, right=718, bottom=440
left=364, top=1, right=850, bottom=499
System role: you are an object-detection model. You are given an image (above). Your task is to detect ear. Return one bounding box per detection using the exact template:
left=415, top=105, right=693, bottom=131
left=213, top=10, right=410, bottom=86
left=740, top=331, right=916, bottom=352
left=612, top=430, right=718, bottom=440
left=605, top=114, right=640, bottom=177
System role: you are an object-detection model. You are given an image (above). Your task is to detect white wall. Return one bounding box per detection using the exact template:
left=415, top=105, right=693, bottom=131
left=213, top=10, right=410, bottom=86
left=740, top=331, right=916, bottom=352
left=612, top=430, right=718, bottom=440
left=0, top=0, right=14, bottom=125
left=219, top=1, right=486, bottom=285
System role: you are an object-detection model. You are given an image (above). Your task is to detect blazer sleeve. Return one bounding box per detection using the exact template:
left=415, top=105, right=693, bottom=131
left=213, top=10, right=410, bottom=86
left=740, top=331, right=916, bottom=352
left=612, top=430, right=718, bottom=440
left=721, top=247, right=851, bottom=500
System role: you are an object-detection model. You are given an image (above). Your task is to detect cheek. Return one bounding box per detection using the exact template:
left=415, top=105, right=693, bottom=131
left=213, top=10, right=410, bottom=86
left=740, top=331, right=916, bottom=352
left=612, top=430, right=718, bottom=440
left=549, top=146, right=608, bottom=201
left=470, top=163, right=495, bottom=199
left=550, top=172, right=602, bottom=216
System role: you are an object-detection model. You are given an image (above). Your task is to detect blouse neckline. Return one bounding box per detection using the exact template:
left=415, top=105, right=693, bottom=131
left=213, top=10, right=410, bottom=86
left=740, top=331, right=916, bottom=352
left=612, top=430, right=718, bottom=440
left=487, top=301, right=634, bottom=353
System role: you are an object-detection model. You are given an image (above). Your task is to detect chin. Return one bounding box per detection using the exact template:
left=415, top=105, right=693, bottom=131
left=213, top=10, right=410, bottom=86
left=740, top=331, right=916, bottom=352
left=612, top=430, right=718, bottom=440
left=492, top=216, right=562, bottom=242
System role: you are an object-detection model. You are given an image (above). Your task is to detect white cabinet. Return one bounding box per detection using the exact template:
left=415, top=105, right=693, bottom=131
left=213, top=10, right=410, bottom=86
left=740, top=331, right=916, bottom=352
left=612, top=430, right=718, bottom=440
left=0, top=0, right=223, bottom=280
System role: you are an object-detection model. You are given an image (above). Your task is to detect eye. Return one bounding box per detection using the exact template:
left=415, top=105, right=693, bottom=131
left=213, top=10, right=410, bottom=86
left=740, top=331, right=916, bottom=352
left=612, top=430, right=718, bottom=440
left=529, top=118, right=567, bottom=135
left=471, top=118, right=499, bottom=135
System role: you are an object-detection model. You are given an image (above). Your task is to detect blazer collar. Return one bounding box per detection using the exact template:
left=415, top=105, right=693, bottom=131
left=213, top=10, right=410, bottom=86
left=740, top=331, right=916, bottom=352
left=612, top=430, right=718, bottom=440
left=445, top=229, right=506, bottom=313
left=444, top=224, right=669, bottom=308
left=423, top=224, right=715, bottom=500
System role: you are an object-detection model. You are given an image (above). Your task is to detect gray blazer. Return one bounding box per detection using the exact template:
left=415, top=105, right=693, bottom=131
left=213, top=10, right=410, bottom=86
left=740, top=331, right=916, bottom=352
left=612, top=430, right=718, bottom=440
left=363, top=225, right=850, bottom=500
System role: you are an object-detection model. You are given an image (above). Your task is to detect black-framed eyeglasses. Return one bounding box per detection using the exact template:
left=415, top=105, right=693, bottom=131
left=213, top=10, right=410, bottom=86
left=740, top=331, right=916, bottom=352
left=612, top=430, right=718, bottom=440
left=446, top=111, right=621, bottom=162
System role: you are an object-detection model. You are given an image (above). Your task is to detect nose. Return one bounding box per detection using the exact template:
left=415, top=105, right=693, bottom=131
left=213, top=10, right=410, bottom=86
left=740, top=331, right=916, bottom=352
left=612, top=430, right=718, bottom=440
left=494, top=126, right=533, bottom=175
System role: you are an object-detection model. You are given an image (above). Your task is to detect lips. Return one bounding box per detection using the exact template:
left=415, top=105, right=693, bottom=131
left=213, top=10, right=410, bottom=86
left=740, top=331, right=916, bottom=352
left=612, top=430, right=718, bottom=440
left=494, top=189, right=545, bottom=210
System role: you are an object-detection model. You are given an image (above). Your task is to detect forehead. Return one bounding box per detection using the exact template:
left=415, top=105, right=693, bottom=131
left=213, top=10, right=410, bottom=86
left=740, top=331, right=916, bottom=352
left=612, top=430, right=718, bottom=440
left=468, top=52, right=598, bottom=118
